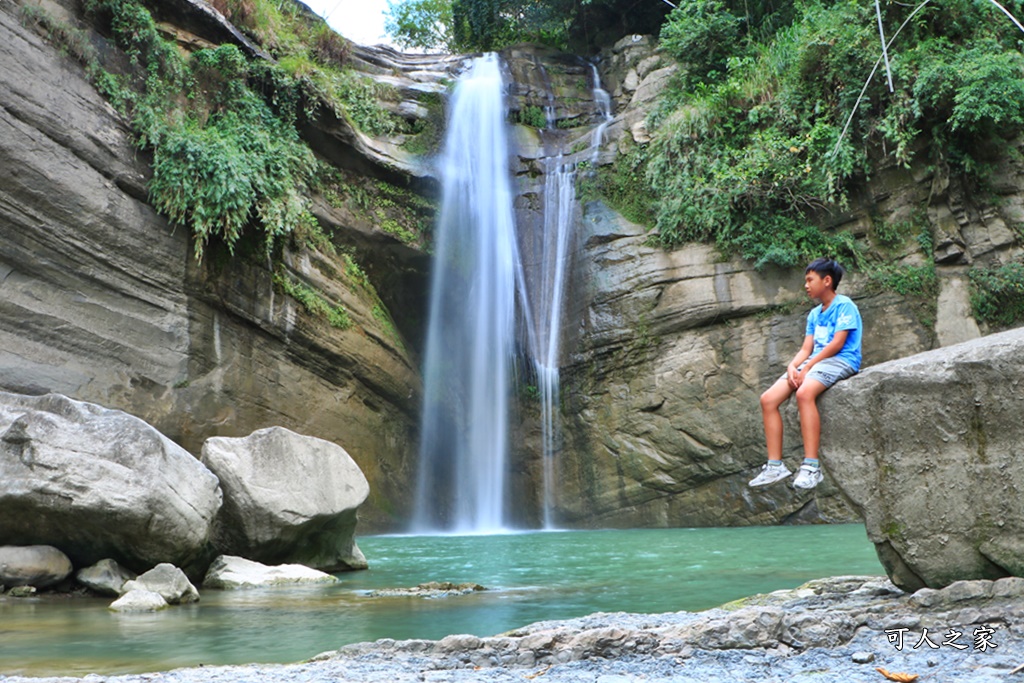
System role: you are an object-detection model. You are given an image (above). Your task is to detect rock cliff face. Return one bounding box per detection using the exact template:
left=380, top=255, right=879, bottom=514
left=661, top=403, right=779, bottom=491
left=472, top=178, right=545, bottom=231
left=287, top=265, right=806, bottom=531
left=821, top=327, right=1024, bottom=591
left=0, top=0, right=449, bottom=529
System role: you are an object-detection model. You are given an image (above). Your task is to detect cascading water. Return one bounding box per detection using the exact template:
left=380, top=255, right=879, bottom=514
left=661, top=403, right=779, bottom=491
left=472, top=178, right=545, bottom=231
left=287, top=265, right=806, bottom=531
left=532, top=156, right=576, bottom=529
left=412, top=54, right=523, bottom=533
left=526, top=60, right=614, bottom=529
left=414, top=53, right=615, bottom=532
left=588, top=62, right=614, bottom=165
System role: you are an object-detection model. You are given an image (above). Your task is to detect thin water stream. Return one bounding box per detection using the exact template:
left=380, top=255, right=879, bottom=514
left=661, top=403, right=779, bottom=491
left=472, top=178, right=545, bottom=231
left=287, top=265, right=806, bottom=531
left=1, top=526, right=884, bottom=677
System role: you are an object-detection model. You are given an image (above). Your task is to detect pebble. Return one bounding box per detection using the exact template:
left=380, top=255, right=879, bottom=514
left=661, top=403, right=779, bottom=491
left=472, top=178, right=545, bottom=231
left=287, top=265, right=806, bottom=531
left=851, top=651, right=875, bottom=663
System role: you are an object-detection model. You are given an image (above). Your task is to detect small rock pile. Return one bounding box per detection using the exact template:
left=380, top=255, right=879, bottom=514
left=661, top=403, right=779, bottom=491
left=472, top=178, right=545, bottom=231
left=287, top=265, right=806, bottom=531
left=368, top=582, right=487, bottom=599
left=0, top=550, right=338, bottom=611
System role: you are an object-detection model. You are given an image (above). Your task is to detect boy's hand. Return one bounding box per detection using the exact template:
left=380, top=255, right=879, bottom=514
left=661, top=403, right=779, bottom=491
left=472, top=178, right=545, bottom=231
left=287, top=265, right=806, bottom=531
left=787, top=364, right=801, bottom=389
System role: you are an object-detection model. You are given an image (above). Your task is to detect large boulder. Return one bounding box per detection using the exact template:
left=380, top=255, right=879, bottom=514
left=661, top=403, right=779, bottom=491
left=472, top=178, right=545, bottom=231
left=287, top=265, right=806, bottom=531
left=821, top=327, right=1024, bottom=591
left=0, top=392, right=223, bottom=573
left=0, top=545, right=72, bottom=588
left=201, top=427, right=370, bottom=572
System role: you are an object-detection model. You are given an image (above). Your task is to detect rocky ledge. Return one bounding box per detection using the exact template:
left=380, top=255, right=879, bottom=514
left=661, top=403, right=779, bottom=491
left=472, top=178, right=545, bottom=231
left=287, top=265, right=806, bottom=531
left=821, top=326, right=1024, bottom=591
left=5, top=576, right=1023, bottom=683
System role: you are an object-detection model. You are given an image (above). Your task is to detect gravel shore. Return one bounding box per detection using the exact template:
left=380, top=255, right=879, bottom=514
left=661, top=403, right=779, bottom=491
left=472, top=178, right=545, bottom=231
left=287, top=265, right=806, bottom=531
left=4, top=576, right=1022, bottom=683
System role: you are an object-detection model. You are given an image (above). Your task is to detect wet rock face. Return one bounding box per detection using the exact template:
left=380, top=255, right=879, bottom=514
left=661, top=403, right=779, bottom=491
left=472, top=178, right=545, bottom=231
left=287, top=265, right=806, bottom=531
left=820, top=328, right=1024, bottom=591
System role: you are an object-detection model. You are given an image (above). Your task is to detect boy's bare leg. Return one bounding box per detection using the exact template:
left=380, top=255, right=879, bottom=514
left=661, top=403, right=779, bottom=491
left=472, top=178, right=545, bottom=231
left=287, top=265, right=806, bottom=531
left=795, top=379, right=829, bottom=460
left=760, top=378, right=794, bottom=460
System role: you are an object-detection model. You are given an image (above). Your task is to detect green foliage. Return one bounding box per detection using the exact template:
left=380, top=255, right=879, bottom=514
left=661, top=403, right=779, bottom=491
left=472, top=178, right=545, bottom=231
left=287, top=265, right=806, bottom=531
left=75, top=0, right=328, bottom=260
left=873, top=219, right=910, bottom=249
left=622, top=0, right=1024, bottom=269
left=147, top=49, right=319, bottom=260
left=515, top=105, right=548, bottom=129
left=211, top=0, right=346, bottom=62
left=578, top=149, right=657, bottom=228
left=273, top=270, right=353, bottom=329
left=386, top=0, right=671, bottom=53
left=317, top=168, right=436, bottom=248
left=372, top=304, right=404, bottom=347
left=342, top=251, right=372, bottom=290
left=659, top=0, right=742, bottom=87
left=276, top=55, right=400, bottom=137
left=864, top=262, right=938, bottom=298
left=401, top=91, right=446, bottom=156
left=330, top=70, right=400, bottom=137
left=969, top=261, right=1024, bottom=328
left=71, top=0, right=404, bottom=260
left=385, top=0, right=456, bottom=52
left=18, top=4, right=97, bottom=64
left=555, top=116, right=586, bottom=129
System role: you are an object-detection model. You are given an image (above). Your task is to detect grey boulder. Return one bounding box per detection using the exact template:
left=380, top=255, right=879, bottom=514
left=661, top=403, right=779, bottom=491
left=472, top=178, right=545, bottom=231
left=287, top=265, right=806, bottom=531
left=822, top=327, right=1024, bottom=590
left=109, top=589, right=169, bottom=612
left=76, top=559, right=137, bottom=596
left=122, top=563, right=199, bottom=604
left=0, top=545, right=72, bottom=588
left=201, top=427, right=369, bottom=572
left=0, top=392, right=223, bottom=572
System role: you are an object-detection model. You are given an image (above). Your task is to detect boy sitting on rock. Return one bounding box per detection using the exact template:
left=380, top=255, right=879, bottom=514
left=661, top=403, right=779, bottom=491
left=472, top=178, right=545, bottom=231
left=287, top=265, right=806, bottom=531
left=749, top=258, right=862, bottom=489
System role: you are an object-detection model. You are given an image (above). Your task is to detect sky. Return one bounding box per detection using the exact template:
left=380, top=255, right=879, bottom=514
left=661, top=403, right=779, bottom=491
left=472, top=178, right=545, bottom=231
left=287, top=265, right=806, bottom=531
left=301, top=0, right=394, bottom=47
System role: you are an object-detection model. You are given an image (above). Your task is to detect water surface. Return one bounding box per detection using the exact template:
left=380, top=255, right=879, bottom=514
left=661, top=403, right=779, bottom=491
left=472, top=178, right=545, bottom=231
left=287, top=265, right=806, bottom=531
left=0, top=525, right=883, bottom=676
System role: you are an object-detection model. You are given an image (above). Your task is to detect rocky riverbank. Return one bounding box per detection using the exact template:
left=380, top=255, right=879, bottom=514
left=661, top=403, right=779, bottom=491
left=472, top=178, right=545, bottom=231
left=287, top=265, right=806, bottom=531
left=3, top=576, right=1022, bottom=683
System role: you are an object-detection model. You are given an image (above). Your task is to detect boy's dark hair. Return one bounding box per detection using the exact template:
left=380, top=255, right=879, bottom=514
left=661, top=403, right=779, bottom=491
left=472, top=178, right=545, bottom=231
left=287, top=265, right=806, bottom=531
left=805, top=258, right=844, bottom=290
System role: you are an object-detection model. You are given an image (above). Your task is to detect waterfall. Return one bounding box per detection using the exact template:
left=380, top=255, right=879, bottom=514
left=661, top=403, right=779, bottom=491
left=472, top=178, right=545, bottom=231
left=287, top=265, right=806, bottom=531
left=529, top=62, right=614, bottom=528
left=413, top=54, right=615, bottom=532
left=530, top=156, right=576, bottom=529
left=412, top=54, right=523, bottom=533
left=588, top=62, right=614, bottom=166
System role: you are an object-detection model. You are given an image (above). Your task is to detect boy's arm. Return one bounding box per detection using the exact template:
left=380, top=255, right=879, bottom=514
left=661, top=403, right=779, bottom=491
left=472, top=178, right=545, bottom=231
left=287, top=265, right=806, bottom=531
left=801, top=330, right=849, bottom=371
left=787, top=335, right=815, bottom=387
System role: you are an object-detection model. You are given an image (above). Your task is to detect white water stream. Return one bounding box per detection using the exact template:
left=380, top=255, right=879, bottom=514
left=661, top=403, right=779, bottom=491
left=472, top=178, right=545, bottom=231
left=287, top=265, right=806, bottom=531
left=413, top=55, right=614, bottom=532
left=412, top=54, right=523, bottom=533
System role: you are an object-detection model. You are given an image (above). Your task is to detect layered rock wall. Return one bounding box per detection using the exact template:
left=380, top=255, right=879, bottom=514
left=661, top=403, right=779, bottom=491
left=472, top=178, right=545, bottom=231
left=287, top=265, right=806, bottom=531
left=0, top=0, right=429, bottom=529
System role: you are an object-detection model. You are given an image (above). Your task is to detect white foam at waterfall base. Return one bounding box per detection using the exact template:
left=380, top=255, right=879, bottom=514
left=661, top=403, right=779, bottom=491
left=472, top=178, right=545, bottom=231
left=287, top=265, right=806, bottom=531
left=412, top=54, right=522, bottom=533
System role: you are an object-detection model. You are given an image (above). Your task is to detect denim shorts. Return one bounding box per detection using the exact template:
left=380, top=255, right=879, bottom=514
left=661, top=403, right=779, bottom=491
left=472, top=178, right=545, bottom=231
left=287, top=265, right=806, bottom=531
left=779, top=357, right=857, bottom=389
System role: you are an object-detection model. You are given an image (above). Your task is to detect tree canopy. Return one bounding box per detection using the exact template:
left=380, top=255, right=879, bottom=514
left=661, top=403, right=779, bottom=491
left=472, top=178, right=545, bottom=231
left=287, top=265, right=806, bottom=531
left=385, top=0, right=672, bottom=53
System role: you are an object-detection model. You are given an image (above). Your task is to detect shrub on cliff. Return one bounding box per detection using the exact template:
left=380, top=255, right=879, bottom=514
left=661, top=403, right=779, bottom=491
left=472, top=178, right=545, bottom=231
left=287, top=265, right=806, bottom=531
left=635, top=0, right=1024, bottom=269
left=31, top=0, right=400, bottom=261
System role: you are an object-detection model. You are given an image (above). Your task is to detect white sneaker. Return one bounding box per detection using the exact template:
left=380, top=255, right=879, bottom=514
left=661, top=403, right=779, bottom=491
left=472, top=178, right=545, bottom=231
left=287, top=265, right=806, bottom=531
left=793, top=464, right=824, bottom=489
left=749, top=462, right=791, bottom=487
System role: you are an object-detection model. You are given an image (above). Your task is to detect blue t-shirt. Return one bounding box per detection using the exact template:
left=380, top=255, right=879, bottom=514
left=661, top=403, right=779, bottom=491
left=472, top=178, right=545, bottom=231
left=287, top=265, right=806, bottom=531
left=805, top=294, right=862, bottom=371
